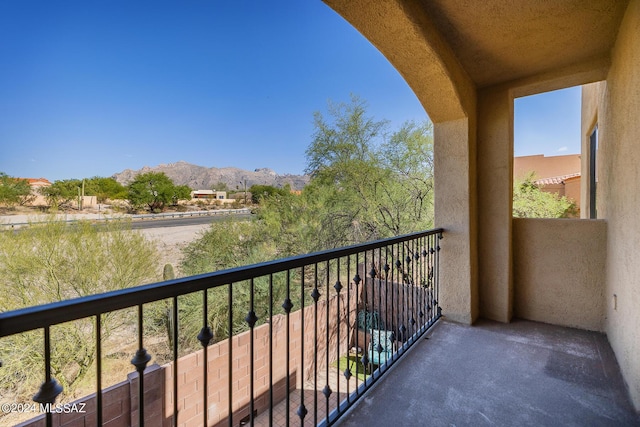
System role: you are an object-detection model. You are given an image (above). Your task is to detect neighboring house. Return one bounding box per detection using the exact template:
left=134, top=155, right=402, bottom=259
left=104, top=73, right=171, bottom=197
left=514, top=154, right=582, bottom=207
left=25, top=177, right=52, bottom=190
left=191, top=190, right=237, bottom=204
left=20, top=177, right=51, bottom=206
left=513, top=154, right=581, bottom=181
left=191, top=190, right=227, bottom=200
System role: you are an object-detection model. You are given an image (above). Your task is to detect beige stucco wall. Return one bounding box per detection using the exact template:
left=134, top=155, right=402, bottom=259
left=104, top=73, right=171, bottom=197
left=477, top=86, right=513, bottom=323
left=591, top=0, right=640, bottom=408
left=434, top=118, right=479, bottom=324
left=513, top=218, right=606, bottom=331
left=564, top=177, right=581, bottom=208
left=328, top=0, right=640, bottom=410
left=513, top=154, right=581, bottom=180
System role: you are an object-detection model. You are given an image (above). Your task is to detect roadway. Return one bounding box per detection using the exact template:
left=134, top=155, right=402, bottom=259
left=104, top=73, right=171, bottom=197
left=129, top=212, right=253, bottom=230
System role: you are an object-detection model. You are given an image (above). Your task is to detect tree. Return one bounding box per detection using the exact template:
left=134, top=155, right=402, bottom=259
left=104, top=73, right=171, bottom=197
left=172, top=185, right=192, bottom=205
left=0, top=219, right=159, bottom=404
left=0, top=173, right=33, bottom=207
left=126, top=172, right=190, bottom=212
left=303, top=95, right=434, bottom=247
left=85, top=176, right=127, bottom=202
left=172, top=95, right=435, bottom=354
left=39, top=179, right=82, bottom=209
left=513, top=173, right=578, bottom=218
left=248, top=184, right=288, bottom=204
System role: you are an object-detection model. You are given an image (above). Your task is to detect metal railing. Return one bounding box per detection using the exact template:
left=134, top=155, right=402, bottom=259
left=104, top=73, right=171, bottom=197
left=0, top=228, right=443, bottom=427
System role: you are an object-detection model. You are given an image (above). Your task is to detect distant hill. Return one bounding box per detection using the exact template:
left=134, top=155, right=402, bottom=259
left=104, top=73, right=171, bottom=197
left=112, top=161, right=310, bottom=191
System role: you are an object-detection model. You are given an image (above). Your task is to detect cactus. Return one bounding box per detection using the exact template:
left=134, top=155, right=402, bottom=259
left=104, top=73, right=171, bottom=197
left=163, top=263, right=175, bottom=281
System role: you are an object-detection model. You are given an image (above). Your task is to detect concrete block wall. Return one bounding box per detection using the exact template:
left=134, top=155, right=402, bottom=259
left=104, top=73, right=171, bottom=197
left=16, top=365, right=164, bottom=427
left=17, top=284, right=361, bottom=427
left=163, top=284, right=360, bottom=426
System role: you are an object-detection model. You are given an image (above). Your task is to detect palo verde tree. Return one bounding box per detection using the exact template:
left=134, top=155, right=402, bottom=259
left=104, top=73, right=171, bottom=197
left=85, top=176, right=127, bottom=202
left=249, top=184, right=289, bottom=204
left=126, top=172, right=191, bottom=213
left=0, top=219, right=159, bottom=406
left=303, top=95, right=434, bottom=248
left=0, top=172, right=33, bottom=207
left=39, top=179, right=82, bottom=209
left=172, top=95, right=435, bottom=355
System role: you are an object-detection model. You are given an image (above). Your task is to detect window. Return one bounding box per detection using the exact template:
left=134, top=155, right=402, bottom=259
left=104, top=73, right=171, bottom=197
left=589, top=125, right=598, bottom=219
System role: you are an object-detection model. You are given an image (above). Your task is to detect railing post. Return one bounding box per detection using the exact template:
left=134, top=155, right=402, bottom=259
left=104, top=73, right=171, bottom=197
left=131, top=304, right=151, bottom=427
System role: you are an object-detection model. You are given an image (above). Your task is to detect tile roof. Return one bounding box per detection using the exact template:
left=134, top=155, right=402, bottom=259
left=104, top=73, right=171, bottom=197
left=535, top=173, right=581, bottom=186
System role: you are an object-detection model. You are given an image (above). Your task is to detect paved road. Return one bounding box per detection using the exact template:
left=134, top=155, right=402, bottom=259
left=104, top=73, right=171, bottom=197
left=0, top=211, right=253, bottom=230
left=129, top=213, right=253, bottom=230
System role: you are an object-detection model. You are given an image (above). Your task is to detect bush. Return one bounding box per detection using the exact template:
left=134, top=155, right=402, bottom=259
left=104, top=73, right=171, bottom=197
left=0, top=219, right=160, bottom=405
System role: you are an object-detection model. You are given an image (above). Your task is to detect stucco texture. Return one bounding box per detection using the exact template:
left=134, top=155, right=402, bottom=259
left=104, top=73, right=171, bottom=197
left=594, top=0, right=640, bottom=408
left=325, top=0, right=640, bottom=411
left=513, top=218, right=606, bottom=332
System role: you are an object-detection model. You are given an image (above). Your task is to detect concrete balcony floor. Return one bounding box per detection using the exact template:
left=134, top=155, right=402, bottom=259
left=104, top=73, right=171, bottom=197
left=335, top=318, right=639, bottom=427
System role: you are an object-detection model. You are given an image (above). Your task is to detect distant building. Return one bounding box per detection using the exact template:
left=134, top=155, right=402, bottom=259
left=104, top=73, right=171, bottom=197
left=24, top=177, right=52, bottom=190
left=191, top=190, right=227, bottom=200
left=514, top=154, right=581, bottom=208
left=15, top=177, right=52, bottom=206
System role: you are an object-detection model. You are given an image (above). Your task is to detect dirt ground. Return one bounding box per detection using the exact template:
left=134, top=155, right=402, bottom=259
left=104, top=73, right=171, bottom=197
left=139, top=224, right=212, bottom=277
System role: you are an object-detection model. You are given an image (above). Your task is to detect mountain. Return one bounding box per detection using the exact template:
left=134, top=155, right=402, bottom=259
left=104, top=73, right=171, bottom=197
left=112, top=161, right=310, bottom=191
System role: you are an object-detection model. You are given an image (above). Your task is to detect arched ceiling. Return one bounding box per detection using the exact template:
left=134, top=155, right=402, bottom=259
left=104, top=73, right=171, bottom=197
left=325, top=0, right=629, bottom=121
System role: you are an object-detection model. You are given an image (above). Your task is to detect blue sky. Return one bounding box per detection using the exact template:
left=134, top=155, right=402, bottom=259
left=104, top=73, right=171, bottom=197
left=0, top=1, right=581, bottom=182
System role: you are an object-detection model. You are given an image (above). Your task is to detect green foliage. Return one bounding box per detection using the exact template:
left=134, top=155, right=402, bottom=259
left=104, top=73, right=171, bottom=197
left=249, top=184, right=288, bottom=204
left=255, top=189, right=320, bottom=256
left=513, top=173, right=578, bottom=218
left=126, top=172, right=190, bottom=212
left=0, top=219, right=159, bottom=402
left=173, top=185, right=192, bottom=205
left=302, top=95, right=434, bottom=247
left=84, top=176, right=127, bottom=202
left=144, top=219, right=289, bottom=355
left=173, top=96, right=435, bottom=356
left=180, top=219, right=273, bottom=276
left=39, top=179, right=81, bottom=209
left=0, top=172, right=33, bottom=206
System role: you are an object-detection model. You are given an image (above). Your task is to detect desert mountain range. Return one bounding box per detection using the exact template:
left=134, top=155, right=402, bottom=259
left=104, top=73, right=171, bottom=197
left=112, top=161, right=310, bottom=191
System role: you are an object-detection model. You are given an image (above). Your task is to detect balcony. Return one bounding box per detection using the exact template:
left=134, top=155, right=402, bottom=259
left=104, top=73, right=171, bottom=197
left=2, top=225, right=638, bottom=427
left=0, top=229, right=444, bottom=427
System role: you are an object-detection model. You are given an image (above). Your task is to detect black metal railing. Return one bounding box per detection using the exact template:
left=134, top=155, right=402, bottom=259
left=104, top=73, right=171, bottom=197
left=0, top=229, right=443, bottom=427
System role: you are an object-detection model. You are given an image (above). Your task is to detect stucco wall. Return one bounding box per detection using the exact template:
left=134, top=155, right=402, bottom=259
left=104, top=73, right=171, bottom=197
left=594, top=0, right=640, bottom=409
left=477, top=86, right=513, bottom=323
left=513, top=218, right=606, bottom=332
left=435, top=118, right=479, bottom=324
